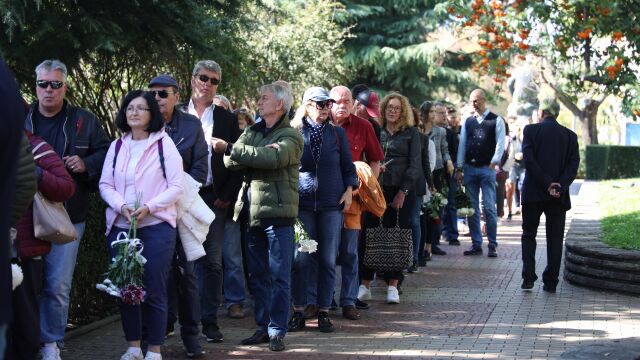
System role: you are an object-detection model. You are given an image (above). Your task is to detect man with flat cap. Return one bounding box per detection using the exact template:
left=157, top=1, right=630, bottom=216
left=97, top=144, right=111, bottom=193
left=520, top=97, right=579, bottom=293
left=148, top=74, right=208, bottom=358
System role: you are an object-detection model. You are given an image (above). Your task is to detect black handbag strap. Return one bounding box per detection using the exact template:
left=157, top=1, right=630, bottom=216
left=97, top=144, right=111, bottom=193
left=377, top=210, right=402, bottom=228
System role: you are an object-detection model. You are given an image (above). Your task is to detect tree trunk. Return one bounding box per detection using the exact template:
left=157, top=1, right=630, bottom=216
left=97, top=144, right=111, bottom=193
left=579, top=99, right=599, bottom=145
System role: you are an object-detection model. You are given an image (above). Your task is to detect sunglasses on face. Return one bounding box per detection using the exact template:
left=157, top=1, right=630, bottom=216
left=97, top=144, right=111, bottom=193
left=36, top=80, right=64, bottom=89
left=314, top=100, right=334, bottom=110
left=195, top=74, right=220, bottom=85
left=147, top=90, right=175, bottom=99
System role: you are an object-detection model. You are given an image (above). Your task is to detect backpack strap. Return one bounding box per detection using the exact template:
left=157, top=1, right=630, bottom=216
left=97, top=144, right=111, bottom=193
left=112, top=139, right=123, bottom=176
left=112, top=137, right=166, bottom=179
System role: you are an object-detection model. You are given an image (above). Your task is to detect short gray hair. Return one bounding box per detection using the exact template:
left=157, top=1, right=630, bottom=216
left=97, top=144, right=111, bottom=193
left=192, top=60, right=222, bottom=79
left=260, top=83, right=293, bottom=113
left=214, top=94, right=233, bottom=111
left=35, top=59, right=68, bottom=80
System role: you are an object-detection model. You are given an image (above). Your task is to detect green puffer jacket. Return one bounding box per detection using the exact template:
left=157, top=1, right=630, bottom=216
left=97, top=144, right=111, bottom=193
left=224, top=115, right=303, bottom=228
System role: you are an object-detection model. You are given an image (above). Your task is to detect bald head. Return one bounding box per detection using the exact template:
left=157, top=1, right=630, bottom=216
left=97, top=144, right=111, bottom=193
left=330, top=85, right=353, bottom=123
left=469, top=89, right=487, bottom=115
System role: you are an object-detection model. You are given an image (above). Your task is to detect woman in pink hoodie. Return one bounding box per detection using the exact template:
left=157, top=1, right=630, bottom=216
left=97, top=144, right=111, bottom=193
left=99, top=90, right=183, bottom=360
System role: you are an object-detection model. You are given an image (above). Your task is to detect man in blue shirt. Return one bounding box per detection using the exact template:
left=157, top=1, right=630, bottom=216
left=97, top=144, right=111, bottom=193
left=455, top=89, right=505, bottom=257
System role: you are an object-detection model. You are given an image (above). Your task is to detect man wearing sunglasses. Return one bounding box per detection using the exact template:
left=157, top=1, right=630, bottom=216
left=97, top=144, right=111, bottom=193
left=25, top=59, right=110, bottom=360
left=148, top=74, right=208, bottom=358
left=181, top=60, right=243, bottom=344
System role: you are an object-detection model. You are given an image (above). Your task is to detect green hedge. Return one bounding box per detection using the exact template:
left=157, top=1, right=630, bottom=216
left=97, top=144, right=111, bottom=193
left=586, top=145, right=640, bottom=180
left=68, top=193, right=118, bottom=328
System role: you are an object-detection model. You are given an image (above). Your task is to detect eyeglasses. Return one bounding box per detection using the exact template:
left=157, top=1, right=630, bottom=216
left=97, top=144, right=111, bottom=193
left=147, top=90, right=175, bottom=99
left=36, top=80, right=64, bottom=89
left=126, top=106, right=151, bottom=114
left=386, top=106, right=402, bottom=113
left=195, top=74, right=220, bottom=85
left=314, top=100, right=334, bottom=110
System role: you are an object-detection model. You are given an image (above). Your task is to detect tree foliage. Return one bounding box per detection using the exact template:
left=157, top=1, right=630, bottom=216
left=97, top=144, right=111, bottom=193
left=448, top=0, right=640, bottom=144
left=339, top=0, right=476, bottom=106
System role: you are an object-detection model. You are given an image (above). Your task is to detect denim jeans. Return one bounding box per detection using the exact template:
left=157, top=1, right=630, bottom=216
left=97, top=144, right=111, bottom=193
left=463, top=165, right=498, bottom=249
left=108, top=222, right=176, bottom=346
left=246, top=225, right=295, bottom=338
left=166, top=234, right=200, bottom=344
left=442, top=174, right=459, bottom=241
left=0, top=324, right=6, bottom=358
left=338, top=228, right=359, bottom=307
left=411, top=195, right=422, bottom=262
left=40, top=222, right=85, bottom=346
left=222, top=218, right=246, bottom=306
left=195, top=205, right=227, bottom=328
left=292, top=210, right=343, bottom=311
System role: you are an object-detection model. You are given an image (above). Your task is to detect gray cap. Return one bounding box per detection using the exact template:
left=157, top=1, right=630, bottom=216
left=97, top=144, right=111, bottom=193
left=302, top=87, right=332, bottom=103
left=149, top=74, right=179, bottom=89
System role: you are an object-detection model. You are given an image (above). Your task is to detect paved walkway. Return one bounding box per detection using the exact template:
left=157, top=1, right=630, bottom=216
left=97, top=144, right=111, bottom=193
left=62, top=181, right=640, bottom=359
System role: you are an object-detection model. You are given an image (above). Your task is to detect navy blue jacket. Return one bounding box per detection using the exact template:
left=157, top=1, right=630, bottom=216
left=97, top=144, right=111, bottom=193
left=165, top=109, right=208, bottom=184
left=298, top=120, right=358, bottom=211
left=521, top=117, right=579, bottom=210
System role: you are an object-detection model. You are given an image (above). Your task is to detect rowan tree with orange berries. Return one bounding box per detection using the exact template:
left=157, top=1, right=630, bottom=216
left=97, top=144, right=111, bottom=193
left=448, top=0, right=640, bottom=145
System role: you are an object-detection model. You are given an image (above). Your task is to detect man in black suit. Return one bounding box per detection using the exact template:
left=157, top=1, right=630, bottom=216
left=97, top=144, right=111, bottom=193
left=520, top=98, right=579, bottom=293
left=182, top=60, right=243, bottom=343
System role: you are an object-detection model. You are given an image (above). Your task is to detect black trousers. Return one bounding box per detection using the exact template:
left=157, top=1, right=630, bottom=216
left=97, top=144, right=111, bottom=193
left=521, top=201, right=566, bottom=288
left=6, top=258, right=42, bottom=360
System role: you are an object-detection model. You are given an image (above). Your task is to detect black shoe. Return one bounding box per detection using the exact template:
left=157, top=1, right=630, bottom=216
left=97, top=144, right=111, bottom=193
left=463, top=247, right=482, bottom=256
left=240, top=331, right=269, bottom=345
left=355, top=299, right=370, bottom=310
left=543, top=284, right=556, bottom=293
left=449, top=239, right=461, bottom=246
left=507, top=213, right=512, bottom=221
left=488, top=246, right=497, bottom=258
left=418, top=258, right=427, bottom=267
left=269, top=336, right=285, bottom=351
left=407, top=260, right=418, bottom=273
left=521, top=280, right=534, bottom=291
left=424, top=251, right=432, bottom=261
left=330, top=297, right=338, bottom=311
left=317, top=312, right=335, bottom=333
left=432, top=246, right=447, bottom=255
left=202, top=324, right=223, bottom=343
left=184, top=336, right=204, bottom=358
left=288, top=311, right=305, bottom=332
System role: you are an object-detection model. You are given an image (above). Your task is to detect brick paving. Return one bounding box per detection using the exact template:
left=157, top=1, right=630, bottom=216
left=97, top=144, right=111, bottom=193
left=62, top=181, right=640, bottom=359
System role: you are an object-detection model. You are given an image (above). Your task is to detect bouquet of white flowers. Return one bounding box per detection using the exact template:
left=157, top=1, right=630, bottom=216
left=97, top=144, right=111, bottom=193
left=96, top=195, right=147, bottom=305
left=455, top=187, right=475, bottom=218
left=426, top=190, right=448, bottom=224
left=294, top=218, right=318, bottom=254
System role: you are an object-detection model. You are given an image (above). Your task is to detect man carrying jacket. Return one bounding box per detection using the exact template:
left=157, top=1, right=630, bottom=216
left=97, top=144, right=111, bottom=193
left=25, top=59, right=110, bottom=360
left=148, top=74, right=208, bottom=358
left=182, top=60, right=243, bottom=343
left=214, top=82, right=303, bottom=352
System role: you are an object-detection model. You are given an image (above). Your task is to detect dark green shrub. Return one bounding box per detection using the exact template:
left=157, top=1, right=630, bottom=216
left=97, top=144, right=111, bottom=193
left=586, top=145, right=640, bottom=180
left=68, top=193, right=118, bottom=328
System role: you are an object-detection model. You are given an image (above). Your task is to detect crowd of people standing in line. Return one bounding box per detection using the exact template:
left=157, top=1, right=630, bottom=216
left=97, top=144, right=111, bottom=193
left=2, top=56, right=578, bottom=360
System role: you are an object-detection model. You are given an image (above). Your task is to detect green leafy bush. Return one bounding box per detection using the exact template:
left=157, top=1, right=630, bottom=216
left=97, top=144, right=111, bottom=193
left=586, top=145, right=640, bottom=180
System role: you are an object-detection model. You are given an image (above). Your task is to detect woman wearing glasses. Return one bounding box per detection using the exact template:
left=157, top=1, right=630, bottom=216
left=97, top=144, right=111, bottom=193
left=99, top=90, right=183, bottom=360
left=288, top=87, right=357, bottom=333
left=358, top=92, right=420, bottom=304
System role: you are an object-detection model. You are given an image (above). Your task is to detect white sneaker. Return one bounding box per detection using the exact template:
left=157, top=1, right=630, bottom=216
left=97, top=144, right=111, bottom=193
left=357, top=285, right=371, bottom=300
left=41, top=345, right=61, bottom=360
left=386, top=286, right=400, bottom=304
left=144, top=351, right=162, bottom=360
left=120, top=349, right=143, bottom=360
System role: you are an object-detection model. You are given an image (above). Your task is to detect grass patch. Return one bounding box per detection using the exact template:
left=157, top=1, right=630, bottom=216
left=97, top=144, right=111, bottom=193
left=598, top=178, right=640, bottom=250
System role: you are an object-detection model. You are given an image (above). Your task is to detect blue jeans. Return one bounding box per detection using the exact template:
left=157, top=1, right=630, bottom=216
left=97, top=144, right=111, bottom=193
left=411, top=195, right=422, bottom=262
left=442, top=174, right=459, bottom=241
left=292, top=210, right=343, bottom=311
left=0, top=323, right=6, bottom=358
left=463, top=165, right=498, bottom=249
left=40, top=222, right=85, bottom=347
left=108, top=222, right=176, bottom=346
left=247, top=225, right=295, bottom=338
left=338, top=228, right=359, bottom=307
left=222, top=218, right=246, bottom=306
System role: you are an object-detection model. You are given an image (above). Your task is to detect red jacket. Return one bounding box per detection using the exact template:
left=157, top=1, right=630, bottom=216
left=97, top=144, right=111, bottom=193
left=15, top=132, right=76, bottom=258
